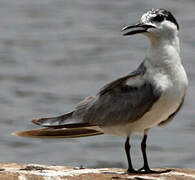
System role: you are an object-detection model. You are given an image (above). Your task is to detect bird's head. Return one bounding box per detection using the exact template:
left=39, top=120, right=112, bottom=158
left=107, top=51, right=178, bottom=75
left=122, top=9, right=179, bottom=41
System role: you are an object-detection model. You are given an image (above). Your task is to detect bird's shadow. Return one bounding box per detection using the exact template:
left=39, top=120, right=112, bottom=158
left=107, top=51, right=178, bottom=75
left=102, top=169, right=172, bottom=175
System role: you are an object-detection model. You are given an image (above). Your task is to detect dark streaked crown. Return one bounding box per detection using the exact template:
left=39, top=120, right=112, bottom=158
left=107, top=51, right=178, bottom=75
left=149, top=9, right=179, bottom=30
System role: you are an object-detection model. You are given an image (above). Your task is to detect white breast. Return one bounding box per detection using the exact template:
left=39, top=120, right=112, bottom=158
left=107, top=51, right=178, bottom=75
left=130, top=59, right=187, bottom=131
left=102, top=61, right=188, bottom=137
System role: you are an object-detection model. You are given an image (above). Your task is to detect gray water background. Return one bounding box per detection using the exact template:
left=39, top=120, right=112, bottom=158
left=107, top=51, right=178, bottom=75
left=0, top=0, right=195, bottom=170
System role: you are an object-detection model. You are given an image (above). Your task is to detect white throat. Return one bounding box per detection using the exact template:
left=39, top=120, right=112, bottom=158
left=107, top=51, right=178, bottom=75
left=144, top=30, right=188, bottom=94
left=146, top=31, right=181, bottom=68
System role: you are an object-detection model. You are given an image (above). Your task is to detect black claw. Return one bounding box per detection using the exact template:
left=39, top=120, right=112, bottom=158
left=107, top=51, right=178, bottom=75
left=127, top=167, right=137, bottom=174
left=138, top=166, right=144, bottom=172
left=138, top=165, right=151, bottom=172
left=138, top=166, right=153, bottom=173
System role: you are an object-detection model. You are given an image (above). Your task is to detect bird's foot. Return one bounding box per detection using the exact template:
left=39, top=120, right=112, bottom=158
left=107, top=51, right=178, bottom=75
left=137, top=166, right=171, bottom=174
left=127, top=168, right=137, bottom=174
left=138, top=166, right=156, bottom=174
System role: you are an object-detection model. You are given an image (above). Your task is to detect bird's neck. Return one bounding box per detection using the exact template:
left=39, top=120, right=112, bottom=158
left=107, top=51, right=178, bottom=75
left=146, top=34, right=181, bottom=68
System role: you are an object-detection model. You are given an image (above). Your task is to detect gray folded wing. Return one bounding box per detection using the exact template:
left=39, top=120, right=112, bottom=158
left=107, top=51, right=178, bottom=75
left=73, top=63, right=162, bottom=126
left=32, top=62, right=162, bottom=128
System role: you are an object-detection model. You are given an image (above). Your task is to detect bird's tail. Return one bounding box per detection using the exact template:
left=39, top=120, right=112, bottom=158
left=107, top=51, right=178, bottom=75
left=12, top=112, right=103, bottom=138
left=12, top=127, right=103, bottom=138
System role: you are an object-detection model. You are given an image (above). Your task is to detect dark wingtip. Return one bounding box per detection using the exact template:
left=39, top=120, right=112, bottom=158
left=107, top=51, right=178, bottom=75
left=31, top=118, right=45, bottom=125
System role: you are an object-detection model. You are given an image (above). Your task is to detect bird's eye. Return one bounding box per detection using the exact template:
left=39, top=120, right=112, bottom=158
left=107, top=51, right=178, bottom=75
left=152, top=14, right=165, bottom=22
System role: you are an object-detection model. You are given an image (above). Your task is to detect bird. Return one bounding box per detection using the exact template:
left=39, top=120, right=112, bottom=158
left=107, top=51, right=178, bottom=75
left=13, top=9, right=188, bottom=174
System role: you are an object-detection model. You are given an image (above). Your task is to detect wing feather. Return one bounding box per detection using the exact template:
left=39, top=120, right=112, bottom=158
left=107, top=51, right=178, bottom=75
left=18, top=62, right=162, bottom=134
left=73, top=62, right=162, bottom=126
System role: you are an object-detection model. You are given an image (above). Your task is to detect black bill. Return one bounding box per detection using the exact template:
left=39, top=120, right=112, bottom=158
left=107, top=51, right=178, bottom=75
left=121, top=23, right=155, bottom=36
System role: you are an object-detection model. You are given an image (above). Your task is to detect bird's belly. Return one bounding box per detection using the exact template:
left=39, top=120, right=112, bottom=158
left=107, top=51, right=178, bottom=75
left=102, top=83, right=186, bottom=137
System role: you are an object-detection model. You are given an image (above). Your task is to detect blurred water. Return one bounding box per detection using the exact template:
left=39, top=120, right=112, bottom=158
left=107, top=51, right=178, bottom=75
left=1, top=0, right=195, bottom=170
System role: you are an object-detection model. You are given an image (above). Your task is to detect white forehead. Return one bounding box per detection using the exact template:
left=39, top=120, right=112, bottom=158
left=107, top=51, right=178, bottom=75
left=140, top=9, right=162, bottom=23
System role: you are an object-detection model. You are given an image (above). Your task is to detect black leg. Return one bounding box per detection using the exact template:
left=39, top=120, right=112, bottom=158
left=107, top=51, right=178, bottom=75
left=138, top=134, right=172, bottom=174
left=140, top=134, right=151, bottom=172
left=138, top=134, right=155, bottom=173
left=125, top=136, right=136, bottom=173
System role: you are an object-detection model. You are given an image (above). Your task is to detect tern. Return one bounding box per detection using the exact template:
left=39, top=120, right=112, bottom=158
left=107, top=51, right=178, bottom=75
left=13, top=9, right=188, bottom=173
